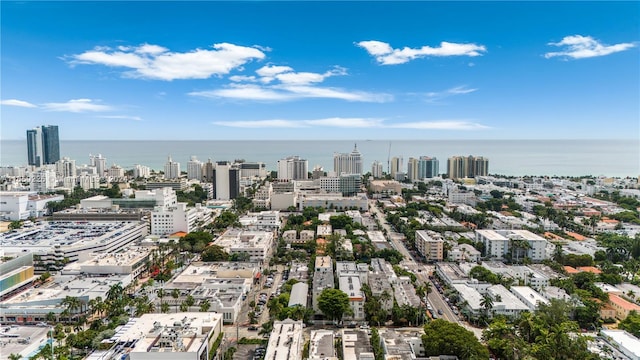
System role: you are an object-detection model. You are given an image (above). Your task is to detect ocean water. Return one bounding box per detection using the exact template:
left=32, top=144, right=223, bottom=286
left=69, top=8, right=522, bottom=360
left=1, top=139, right=638, bottom=177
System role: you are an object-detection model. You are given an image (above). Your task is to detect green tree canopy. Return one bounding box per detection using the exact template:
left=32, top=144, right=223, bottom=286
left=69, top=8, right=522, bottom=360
left=619, top=311, right=640, bottom=338
left=317, top=288, right=352, bottom=322
left=201, top=244, right=230, bottom=261
left=422, top=319, right=489, bottom=360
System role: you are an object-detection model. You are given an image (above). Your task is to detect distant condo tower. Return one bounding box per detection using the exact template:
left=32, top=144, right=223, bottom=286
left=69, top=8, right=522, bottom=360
left=277, top=156, right=308, bottom=180
left=164, top=156, right=181, bottom=179
left=333, top=143, right=363, bottom=175
left=447, top=155, right=488, bottom=179
left=26, top=125, right=60, bottom=166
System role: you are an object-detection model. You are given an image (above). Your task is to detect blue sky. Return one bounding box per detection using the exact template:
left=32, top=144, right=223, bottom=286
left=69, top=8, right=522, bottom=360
left=1, top=1, right=638, bottom=140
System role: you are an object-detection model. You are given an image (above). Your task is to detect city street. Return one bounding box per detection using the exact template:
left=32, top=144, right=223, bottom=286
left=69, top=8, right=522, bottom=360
left=369, top=200, right=484, bottom=339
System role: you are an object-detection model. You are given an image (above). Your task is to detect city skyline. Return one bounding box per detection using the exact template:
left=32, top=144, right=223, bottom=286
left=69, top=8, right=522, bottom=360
left=1, top=1, right=638, bottom=141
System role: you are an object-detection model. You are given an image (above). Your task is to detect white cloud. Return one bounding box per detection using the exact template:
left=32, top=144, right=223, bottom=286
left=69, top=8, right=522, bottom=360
left=357, top=40, right=487, bottom=65
left=191, top=84, right=391, bottom=103
left=544, top=35, right=637, bottom=59
left=0, top=99, right=37, bottom=108
left=256, top=65, right=294, bottom=77
left=424, top=85, right=477, bottom=103
left=390, top=120, right=488, bottom=130
left=68, top=42, right=266, bottom=80
left=97, top=115, right=142, bottom=121
left=213, top=117, right=487, bottom=130
left=42, top=99, right=113, bottom=113
left=229, top=75, right=257, bottom=82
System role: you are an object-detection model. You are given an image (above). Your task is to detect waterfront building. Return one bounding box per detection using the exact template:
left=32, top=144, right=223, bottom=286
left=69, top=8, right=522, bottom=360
left=133, top=164, right=151, bottom=179
left=26, top=125, right=59, bottom=166
left=334, top=144, right=363, bottom=175
left=390, top=156, right=403, bottom=179
left=418, top=156, right=439, bottom=179
left=55, top=157, right=76, bottom=178
left=371, top=160, right=384, bottom=179
left=164, top=155, right=181, bottom=179
left=89, top=153, right=107, bottom=177
left=407, top=157, right=419, bottom=182
left=447, top=155, right=489, bottom=179
left=186, top=156, right=203, bottom=180
left=277, top=156, right=308, bottom=180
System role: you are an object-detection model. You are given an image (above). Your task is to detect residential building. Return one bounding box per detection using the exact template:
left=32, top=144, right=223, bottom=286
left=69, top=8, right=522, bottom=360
left=476, top=229, right=550, bottom=261
left=55, top=157, right=76, bottom=177
left=298, top=193, right=368, bottom=211
left=448, top=243, right=481, bottom=263
left=213, top=161, right=240, bottom=200
left=415, top=230, right=444, bottom=262
left=288, top=282, right=308, bottom=307
left=371, top=160, right=384, bottom=179
left=107, top=164, right=125, bottom=179
left=164, top=156, right=181, bottom=179
left=309, top=330, right=337, bottom=360
left=278, top=156, right=308, bottom=180
left=238, top=162, right=267, bottom=178
left=609, top=294, right=640, bottom=320
left=150, top=203, right=212, bottom=236
left=389, top=156, right=403, bottom=180
left=265, top=319, right=304, bottom=360
left=214, top=229, right=274, bottom=263
left=30, top=169, right=57, bottom=193
left=186, top=156, right=203, bottom=180
left=407, top=157, right=419, bottom=182
left=418, top=156, right=439, bottom=179
left=339, top=275, right=365, bottom=321
left=89, top=153, right=107, bottom=177
left=334, top=144, right=363, bottom=175
left=133, top=164, right=151, bottom=179
left=447, top=155, right=489, bottom=179
left=26, top=125, right=59, bottom=166
left=342, top=329, right=374, bottom=360
left=312, top=256, right=334, bottom=314
left=510, top=286, right=550, bottom=311
left=600, top=330, right=640, bottom=360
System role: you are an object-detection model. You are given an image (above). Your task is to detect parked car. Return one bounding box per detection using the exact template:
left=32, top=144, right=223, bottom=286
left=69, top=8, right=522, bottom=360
left=248, top=326, right=259, bottom=331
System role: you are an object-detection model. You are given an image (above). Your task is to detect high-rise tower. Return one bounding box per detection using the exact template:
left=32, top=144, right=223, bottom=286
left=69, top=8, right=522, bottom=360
left=26, top=125, right=59, bottom=166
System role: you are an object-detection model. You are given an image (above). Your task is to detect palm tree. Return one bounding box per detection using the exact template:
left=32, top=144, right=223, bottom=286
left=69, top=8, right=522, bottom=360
left=8, top=353, right=22, bottom=360
left=199, top=299, right=211, bottom=312
left=171, top=289, right=180, bottom=313
left=161, top=302, right=170, bottom=313
left=480, top=293, right=494, bottom=320
left=179, top=302, right=189, bottom=312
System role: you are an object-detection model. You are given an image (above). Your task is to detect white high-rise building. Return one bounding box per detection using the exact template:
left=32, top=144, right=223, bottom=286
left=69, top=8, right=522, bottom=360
left=30, top=169, right=57, bottom=193
left=333, top=144, right=363, bottom=175
left=89, top=154, right=107, bottom=177
left=164, top=156, right=181, bottom=179
left=133, top=164, right=151, bottom=179
left=214, top=162, right=240, bottom=200
left=187, top=156, right=203, bottom=180
left=55, top=157, right=76, bottom=178
left=107, top=164, right=125, bottom=178
left=277, top=156, right=308, bottom=180
left=78, top=173, right=100, bottom=190
left=371, top=161, right=384, bottom=179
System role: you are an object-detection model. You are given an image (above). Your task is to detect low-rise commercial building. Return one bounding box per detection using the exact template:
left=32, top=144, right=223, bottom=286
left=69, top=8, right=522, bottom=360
left=107, top=312, right=223, bottom=360
left=214, top=229, right=274, bottom=263
left=312, top=256, right=334, bottom=314
left=0, top=220, right=148, bottom=271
